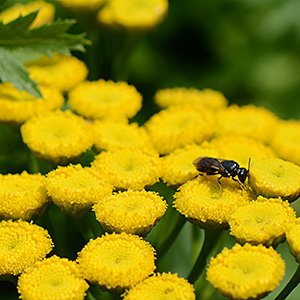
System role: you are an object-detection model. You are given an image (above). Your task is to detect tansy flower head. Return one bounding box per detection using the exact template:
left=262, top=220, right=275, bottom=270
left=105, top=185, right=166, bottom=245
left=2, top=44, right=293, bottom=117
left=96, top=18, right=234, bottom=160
left=161, top=142, right=221, bottom=187
left=270, top=119, right=300, bottom=166
left=209, top=135, right=276, bottom=168
left=229, top=196, right=296, bottom=247
left=215, top=104, right=279, bottom=144
left=173, top=177, right=255, bottom=230
left=286, top=218, right=300, bottom=263
left=56, top=0, right=106, bottom=11
left=0, top=1, right=55, bottom=29
left=154, top=87, right=228, bottom=110
left=21, top=110, right=94, bottom=165
left=0, top=220, right=53, bottom=277
left=145, top=105, right=216, bottom=155
left=0, top=82, right=64, bottom=125
left=46, top=164, right=113, bottom=217
left=92, top=120, right=153, bottom=152
left=249, top=157, right=300, bottom=202
left=68, top=79, right=142, bottom=120
left=93, top=189, right=167, bottom=236
left=206, top=243, right=285, bottom=300
left=17, top=255, right=89, bottom=300
left=91, top=148, right=160, bottom=190
left=122, top=272, right=195, bottom=300
left=97, top=0, right=169, bottom=31
left=76, top=232, right=156, bottom=290
left=25, top=54, right=88, bottom=92
left=0, top=171, right=50, bottom=220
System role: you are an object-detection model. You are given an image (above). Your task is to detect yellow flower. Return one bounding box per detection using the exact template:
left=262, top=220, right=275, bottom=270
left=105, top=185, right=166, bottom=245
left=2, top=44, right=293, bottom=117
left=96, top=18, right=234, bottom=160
left=76, top=232, right=156, bottom=290
left=17, top=255, right=89, bottom=300
left=122, top=272, right=195, bottom=300
left=93, top=190, right=167, bottom=236
left=68, top=79, right=142, bottom=120
left=46, top=164, right=113, bottom=217
left=0, top=220, right=53, bottom=277
left=173, top=177, right=255, bottom=230
left=286, top=218, right=300, bottom=263
left=249, top=157, right=300, bottom=202
left=92, top=120, right=152, bottom=152
left=161, top=142, right=221, bottom=187
left=25, top=54, right=88, bottom=92
left=0, top=82, right=64, bottom=125
left=91, top=148, right=160, bottom=190
left=209, top=135, right=276, bottom=168
left=270, top=119, right=300, bottom=166
left=0, top=1, right=55, bottom=29
left=215, top=104, right=279, bottom=144
left=97, top=0, right=169, bottom=30
left=21, top=110, right=94, bottom=165
left=154, top=87, right=228, bottom=110
left=145, top=105, right=215, bottom=155
left=229, top=196, right=296, bottom=247
left=56, top=0, right=106, bottom=11
left=206, top=243, right=285, bottom=300
left=0, top=171, right=50, bottom=220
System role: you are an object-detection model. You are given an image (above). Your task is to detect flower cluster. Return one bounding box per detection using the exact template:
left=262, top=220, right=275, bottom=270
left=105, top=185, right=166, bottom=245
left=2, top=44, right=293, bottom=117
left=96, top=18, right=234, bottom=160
left=1, top=1, right=300, bottom=300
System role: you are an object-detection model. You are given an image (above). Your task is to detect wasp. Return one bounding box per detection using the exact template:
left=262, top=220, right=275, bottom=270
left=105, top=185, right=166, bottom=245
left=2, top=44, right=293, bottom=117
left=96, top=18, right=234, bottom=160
left=192, top=156, right=250, bottom=189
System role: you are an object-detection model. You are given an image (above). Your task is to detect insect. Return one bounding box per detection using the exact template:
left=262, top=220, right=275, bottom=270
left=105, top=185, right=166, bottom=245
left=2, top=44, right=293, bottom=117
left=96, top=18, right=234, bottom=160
left=192, top=156, right=250, bottom=189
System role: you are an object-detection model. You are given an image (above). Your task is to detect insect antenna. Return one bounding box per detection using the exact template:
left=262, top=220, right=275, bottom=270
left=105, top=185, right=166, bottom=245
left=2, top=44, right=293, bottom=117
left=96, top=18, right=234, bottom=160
left=247, top=157, right=251, bottom=185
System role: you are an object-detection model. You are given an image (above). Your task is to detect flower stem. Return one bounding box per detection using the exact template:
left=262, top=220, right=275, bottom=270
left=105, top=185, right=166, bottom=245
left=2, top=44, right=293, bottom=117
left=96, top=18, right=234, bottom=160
left=187, top=228, right=222, bottom=284
left=275, top=263, right=300, bottom=300
left=156, top=214, right=186, bottom=261
left=72, top=214, right=96, bottom=242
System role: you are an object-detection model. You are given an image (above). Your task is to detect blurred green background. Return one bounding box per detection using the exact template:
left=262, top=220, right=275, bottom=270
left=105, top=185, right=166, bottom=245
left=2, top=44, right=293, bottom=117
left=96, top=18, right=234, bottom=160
left=67, top=0, right=300, bottom=120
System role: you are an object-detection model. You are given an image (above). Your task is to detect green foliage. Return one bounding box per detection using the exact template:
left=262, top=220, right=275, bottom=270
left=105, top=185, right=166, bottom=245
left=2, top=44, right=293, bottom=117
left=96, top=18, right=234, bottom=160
left=0, top=12, right=90, bottom=97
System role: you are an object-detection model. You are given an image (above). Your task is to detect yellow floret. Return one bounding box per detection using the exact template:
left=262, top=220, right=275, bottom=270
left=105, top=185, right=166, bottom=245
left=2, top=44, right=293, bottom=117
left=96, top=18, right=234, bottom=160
left=249, top=157, right=300, bottom=202
left=26, top=54, right=88, bottom=92
left=229, top=196, right=296, bottom=247
left=0, top=171, right=50, bottom=220
left=215, top=104, right=279, bottom=144
left=286, top=218, right=300, bottom=263
left=91, top=148, right=160, bottom=190
left=93, top=190, right=167, bottom=236
left=0, top=1, right=55, bottom=29
left=76, top=232, right=156, bottom=290
left=206, top=243, right=285, bottom=300
left=122, top=272, right=196, bottom=300
left=270, top=119, right=300, bottom=166
left=17, top=255, right=89, bottom=300
left=161, top=142, right=221, bottom=187
left=145, top=105, right=216, bottom=155
left=210, top=135, right=276, bottom=168
left=46, top=164, right=113, bottom=217
left=21, top=110, right=94, bottom=165
left=68, top=79, right=142, bottom=120
left=0, top=220, right=53, bottom=277
left=0, top=82, right=64, bottom=125
left=92, top=120, right=153, bottom=152
left=154, top=87, right=228, bottom=110
left=97, top=0, right=169, bottom=30
left=173, top=177, right=255, bottom=230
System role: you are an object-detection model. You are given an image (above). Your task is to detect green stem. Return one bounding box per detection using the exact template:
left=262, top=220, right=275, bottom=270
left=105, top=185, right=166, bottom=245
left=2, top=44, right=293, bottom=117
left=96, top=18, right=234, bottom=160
left=274, top=263, right=300, bottom=300
left=156, top=214, right=186, bottom=261
left=188, top=228, right=222, bottom=284
left=72, top=214, right=96, bottom=242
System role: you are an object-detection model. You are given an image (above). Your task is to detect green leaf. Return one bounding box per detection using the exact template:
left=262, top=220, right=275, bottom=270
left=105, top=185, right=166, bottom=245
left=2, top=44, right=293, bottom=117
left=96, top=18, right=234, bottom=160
left=0, top=12, right=91, bottom=97
left=0, top=47, right=42, bottom=98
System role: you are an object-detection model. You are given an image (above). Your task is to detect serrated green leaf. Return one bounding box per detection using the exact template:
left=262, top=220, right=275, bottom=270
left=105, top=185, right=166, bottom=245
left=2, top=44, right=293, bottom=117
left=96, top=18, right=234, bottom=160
left=0, top=47, right=42, bottom=98
left=0, top=11, right=38, bottom=38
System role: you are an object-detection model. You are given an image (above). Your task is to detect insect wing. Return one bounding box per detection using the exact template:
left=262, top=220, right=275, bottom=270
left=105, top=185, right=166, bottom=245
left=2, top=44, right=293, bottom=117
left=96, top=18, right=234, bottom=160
left=193, top=157, right=226, bottom=174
